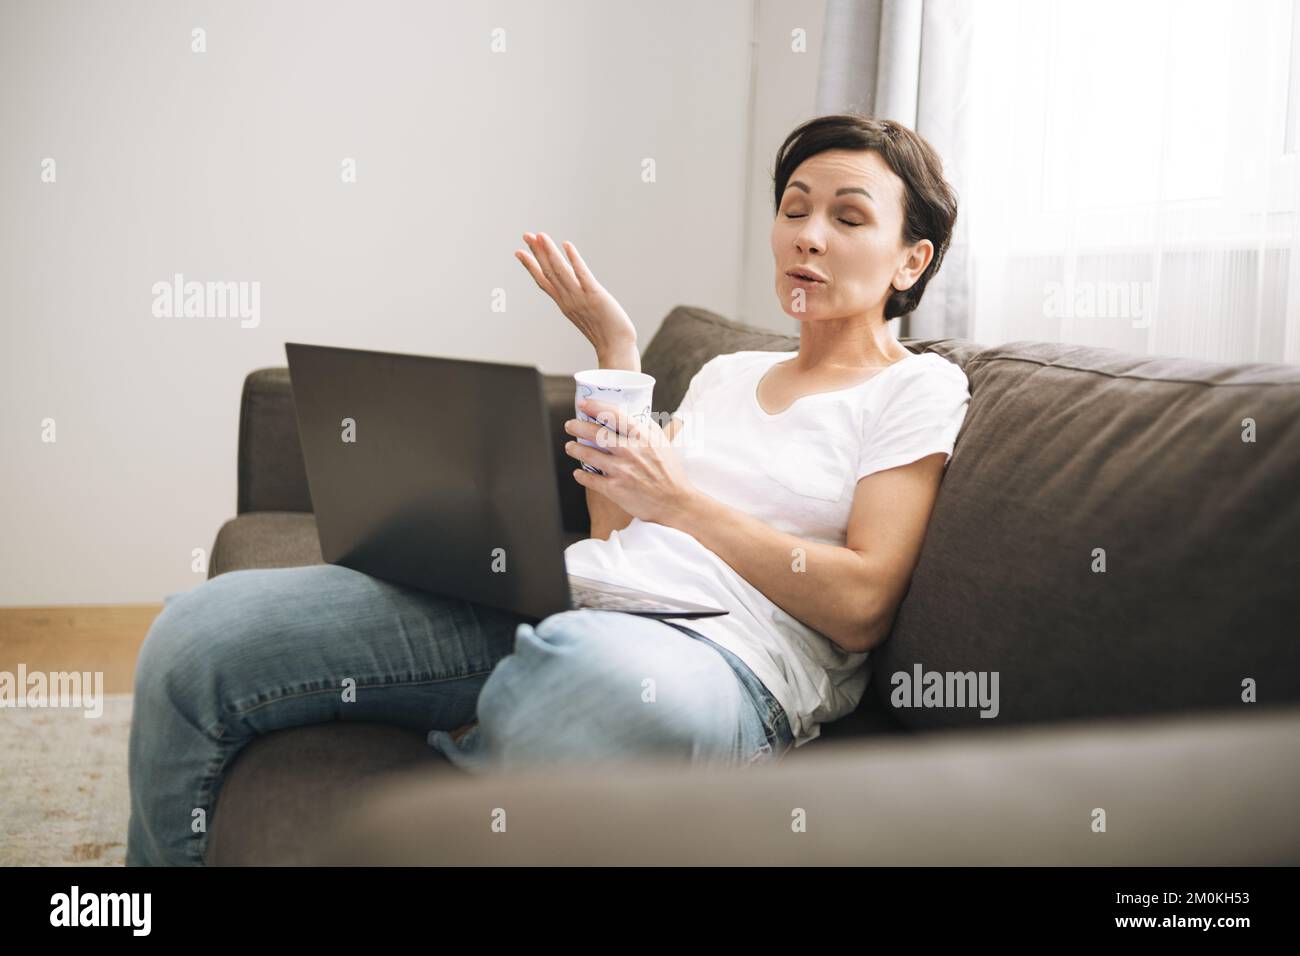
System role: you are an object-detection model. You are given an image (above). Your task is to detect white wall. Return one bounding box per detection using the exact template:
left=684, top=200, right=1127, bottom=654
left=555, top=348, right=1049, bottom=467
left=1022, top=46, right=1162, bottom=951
left=0, top=0, right=825, bottom=605
left=737, top=0, right=829, bottom=332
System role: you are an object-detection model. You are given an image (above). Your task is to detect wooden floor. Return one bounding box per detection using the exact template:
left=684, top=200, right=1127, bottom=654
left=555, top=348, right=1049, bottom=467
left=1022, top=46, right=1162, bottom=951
left=0, top=605, right=163, bottom=694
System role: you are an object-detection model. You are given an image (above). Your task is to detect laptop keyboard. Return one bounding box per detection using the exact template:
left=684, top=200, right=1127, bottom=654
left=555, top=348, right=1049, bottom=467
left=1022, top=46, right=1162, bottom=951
left=569, top=580, right=671, bottom=612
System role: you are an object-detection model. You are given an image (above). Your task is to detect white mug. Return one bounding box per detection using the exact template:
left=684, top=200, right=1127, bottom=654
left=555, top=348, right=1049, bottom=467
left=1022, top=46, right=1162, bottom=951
left=572, top=368, right=656, bottom=476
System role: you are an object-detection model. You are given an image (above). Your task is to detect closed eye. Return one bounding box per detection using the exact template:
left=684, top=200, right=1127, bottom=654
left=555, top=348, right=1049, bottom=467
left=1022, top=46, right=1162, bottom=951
left=784, top=213, right=862, bottom=227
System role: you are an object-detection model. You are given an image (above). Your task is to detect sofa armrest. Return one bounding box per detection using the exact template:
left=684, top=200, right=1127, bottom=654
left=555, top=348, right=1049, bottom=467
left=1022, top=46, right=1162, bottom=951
left=312, top=705, right=1300, bottom=865
left=237, top=368, right=312, bottom=514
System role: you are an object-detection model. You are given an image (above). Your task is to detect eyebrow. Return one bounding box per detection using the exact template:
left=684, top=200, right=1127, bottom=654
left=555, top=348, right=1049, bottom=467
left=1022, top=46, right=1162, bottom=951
left=785, top=180, right=875, bottom=202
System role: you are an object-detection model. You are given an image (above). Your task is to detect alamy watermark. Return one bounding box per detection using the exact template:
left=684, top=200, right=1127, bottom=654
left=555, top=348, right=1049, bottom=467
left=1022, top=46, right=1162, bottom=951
left=50, top=885, right=150, bottom=935
left=1043, top=279, right=1153, bottom=329
left=890, top=664, right=1000, bottom=718
left=0, top=665, right=105, bottom=718
left=151, top=273, right=260, bottom=328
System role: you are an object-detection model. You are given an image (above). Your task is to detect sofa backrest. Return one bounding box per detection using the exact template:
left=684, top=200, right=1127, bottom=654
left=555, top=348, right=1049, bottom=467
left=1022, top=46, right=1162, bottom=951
left=640, top=305, right=1300, bottom=730
left=640, top=305, right=979, bottom=413
left=879, top=339, right=1300, bottom=729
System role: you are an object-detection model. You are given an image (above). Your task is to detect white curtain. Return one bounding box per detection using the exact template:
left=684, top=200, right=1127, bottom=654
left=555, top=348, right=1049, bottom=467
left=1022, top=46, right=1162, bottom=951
left=965, top=0, right=1300, bottom=364
left=816, top=0, right=975, bottom=341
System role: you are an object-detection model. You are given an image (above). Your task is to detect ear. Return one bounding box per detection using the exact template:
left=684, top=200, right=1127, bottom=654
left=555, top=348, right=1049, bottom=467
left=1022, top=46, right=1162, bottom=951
left=891, top=239, right=934, bottom=293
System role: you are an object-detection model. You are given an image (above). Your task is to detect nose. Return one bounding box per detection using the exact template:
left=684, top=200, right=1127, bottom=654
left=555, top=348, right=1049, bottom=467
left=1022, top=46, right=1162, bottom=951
left=795, top=223, right=824, bottom=256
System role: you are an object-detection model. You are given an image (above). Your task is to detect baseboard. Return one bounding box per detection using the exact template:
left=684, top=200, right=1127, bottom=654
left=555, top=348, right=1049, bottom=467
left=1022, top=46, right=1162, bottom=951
left=0, top=605, right=163, bottom=694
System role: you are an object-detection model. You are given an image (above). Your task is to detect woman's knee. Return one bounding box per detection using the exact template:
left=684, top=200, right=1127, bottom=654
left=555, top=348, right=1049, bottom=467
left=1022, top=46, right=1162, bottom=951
left=490, top=609, right=685, bottom=690
left=474, top=610, right=743, bottom=760
left=134, top=569, right=304, bottom=717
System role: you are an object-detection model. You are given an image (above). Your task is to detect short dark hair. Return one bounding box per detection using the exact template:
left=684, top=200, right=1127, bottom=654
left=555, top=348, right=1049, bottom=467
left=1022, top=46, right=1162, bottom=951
left=771, top=113, right=958, bottom=321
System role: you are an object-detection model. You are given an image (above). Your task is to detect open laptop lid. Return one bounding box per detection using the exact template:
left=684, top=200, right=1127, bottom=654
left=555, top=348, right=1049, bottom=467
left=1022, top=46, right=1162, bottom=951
left=284, top=342, right=572, bottom=621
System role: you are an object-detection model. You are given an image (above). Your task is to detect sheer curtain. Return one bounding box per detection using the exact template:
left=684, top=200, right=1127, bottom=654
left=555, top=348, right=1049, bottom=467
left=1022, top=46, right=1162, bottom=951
left=966, top=0, right=1300, bottom=364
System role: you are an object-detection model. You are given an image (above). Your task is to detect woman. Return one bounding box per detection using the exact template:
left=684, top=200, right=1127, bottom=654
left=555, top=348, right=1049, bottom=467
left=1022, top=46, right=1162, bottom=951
left=126, top=114, right=969, bottom=866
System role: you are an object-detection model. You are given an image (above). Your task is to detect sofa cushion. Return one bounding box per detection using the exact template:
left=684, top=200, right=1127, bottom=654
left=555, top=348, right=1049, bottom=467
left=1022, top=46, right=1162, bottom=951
left=206, top=723, right=444, bottom=865
left=311, top=704, right=1300, bottom=865
left=877, top=341, right=1300, bottom=729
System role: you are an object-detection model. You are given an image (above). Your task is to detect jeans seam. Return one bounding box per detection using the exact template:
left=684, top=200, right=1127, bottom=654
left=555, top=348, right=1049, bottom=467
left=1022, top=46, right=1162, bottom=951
left=704, top=640, right=785, bottom=741
left=772, top=707, right=792, bottom=741
left=217, top=667, right=500, bottom=729
left=192, top=738, right=237, bottom=864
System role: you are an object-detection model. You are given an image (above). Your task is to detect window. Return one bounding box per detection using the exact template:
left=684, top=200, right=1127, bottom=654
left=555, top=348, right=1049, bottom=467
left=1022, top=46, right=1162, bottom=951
left=965, top=0, right=1300, bottom=363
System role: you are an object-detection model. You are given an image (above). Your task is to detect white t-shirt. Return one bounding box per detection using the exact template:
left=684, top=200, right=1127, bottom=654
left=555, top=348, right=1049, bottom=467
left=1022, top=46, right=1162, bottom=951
left=563, top=348, right=971, bottom=747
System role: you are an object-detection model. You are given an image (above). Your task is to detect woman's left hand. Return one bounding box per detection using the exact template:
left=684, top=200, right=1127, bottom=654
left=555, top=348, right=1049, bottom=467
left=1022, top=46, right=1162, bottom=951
left=563, top=399, right=696, bottom=527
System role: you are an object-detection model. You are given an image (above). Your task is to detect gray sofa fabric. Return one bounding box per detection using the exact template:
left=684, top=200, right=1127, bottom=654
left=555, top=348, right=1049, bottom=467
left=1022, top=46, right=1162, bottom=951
left=237, top=368, right=312, bottom=515
left=200, top=304, right=1300, bottom=865
left=211, top=512, right=324, bottom=577
left=310, top=704, right=1300, bottom=866
left=206, top=723, right=437, bottom=866
left=879, top=340, right=1300, bottom=729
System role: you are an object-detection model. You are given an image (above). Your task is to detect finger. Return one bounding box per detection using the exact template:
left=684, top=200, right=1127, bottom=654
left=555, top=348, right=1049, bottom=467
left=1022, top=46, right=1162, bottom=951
left=563, top=240, right=598, bottom=293
left=516, top=245, right=560, bottom=299
left=535, top=232, right=580, bottom=295
left=581, top=399, right=629, bottom=437
left=517, top=248, right=556, bottom=296
left=565, top=439, right=616, bottom=468
left=629, top=405, right=660, bottom=443
left=565, top=417, right=612, bottom=445
left=625, top=417, right=649, bottom=445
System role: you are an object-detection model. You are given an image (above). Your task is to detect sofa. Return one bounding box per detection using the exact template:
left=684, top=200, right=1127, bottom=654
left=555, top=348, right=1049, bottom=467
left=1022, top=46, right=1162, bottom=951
left=201, top=305, right=1300, bottom=865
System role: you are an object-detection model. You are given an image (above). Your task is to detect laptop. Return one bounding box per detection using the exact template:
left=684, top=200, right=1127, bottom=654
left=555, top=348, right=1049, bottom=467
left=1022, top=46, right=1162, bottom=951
left=284, top=342, right=729, bottom=622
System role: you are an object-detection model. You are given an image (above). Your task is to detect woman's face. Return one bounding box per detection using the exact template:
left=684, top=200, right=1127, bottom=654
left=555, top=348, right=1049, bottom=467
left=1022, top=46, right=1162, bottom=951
left=771, top=148, right=932, bottom=323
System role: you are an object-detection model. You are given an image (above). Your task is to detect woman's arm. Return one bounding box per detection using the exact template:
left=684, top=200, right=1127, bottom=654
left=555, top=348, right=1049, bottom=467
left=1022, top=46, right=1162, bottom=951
left=511, top=231, right=642, bottom=541
left=567, top=380, right=954, bottom=650
left=663, top=453, right=949, bottom=654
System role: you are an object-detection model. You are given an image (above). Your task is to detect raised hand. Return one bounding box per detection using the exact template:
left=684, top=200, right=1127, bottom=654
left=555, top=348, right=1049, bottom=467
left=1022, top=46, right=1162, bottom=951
left=516, top=232, right=638, bottom=355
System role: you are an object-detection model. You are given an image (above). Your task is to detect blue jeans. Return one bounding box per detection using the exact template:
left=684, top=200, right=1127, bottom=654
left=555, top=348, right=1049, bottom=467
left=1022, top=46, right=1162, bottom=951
left=126, top=564, right=795, bottom=866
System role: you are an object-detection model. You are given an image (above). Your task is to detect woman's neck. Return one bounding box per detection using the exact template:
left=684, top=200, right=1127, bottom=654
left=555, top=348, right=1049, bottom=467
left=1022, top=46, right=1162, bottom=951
left=789, top=315, right=908, bottom=371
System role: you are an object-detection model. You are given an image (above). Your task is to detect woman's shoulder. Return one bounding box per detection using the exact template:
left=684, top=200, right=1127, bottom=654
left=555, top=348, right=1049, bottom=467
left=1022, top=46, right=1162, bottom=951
left=868, top=351, right=972, bottom=411
left=886, top=351, right=970, bottom=399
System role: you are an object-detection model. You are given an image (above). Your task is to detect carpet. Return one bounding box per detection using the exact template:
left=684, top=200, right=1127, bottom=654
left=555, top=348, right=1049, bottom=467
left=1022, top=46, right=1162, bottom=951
left=0, top=692, right=133, bottom=866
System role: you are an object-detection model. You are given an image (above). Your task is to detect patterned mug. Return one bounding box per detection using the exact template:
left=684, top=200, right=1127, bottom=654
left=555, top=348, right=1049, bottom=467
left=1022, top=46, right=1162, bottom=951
left=572, top=368, right=656, bottom=476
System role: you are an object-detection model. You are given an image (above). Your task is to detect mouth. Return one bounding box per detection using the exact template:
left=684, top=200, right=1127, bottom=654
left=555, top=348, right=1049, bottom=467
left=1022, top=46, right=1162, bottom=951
left=785, top=267, right=827, bottom=284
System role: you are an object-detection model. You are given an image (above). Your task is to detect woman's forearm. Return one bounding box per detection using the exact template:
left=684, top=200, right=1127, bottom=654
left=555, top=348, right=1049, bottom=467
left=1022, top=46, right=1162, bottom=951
left=665, top=491, right=881, bottom=654
left=596, top=338, right=641, bottom=373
